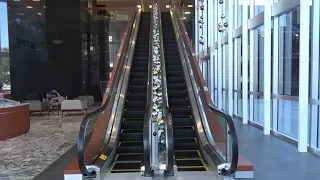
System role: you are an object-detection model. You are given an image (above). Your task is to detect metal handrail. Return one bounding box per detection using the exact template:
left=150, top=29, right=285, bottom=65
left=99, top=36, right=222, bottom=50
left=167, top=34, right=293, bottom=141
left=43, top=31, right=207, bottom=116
left=142, top=10, right=154, bottom=177
left=169, top=0, right=238, bottom=175
left=77, top=11, right=137, bottom=177
left=155, top=0, right=174, bottom=175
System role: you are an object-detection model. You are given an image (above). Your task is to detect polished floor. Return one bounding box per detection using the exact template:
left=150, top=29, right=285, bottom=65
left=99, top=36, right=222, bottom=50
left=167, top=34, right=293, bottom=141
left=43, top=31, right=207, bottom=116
left=19, top=114, right=320, bottom=179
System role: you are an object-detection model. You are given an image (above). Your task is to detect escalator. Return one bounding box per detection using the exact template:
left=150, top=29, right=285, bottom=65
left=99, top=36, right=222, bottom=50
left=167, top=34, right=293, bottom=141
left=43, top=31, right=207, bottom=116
left=109, top=12, right=150, bottom=173
left=161, top=12, right=207, bottom=172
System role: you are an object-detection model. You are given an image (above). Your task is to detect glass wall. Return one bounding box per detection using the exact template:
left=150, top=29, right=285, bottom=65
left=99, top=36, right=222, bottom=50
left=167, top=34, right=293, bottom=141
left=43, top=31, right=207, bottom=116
left=0, top=0, right=10, bottom=92
left=276, top=7, right=301, bottom=139
left=195, top=0, right=319, bottom=152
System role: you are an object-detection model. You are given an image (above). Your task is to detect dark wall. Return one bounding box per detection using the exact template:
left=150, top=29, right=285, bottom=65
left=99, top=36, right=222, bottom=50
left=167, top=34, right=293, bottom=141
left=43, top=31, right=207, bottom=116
left=45, top=0, right=83, bottom=99
left=7, top=1, right=48, bottom=100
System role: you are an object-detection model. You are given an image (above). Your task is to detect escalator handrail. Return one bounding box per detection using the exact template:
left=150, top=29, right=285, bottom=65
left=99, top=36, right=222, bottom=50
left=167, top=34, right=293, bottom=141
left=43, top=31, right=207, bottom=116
left=142, top=10, right=154, bottom=177
left=77, top=11, right=137, bottom=177
left=169, top=0, right=238, bottom=175
left=156, top=0, right=174, bottom=175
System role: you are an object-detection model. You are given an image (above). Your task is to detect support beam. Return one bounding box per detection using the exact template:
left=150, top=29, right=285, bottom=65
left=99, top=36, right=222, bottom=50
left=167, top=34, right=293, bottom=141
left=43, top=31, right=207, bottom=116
left=298, top=0, right=310, bottom=152
left=242, top=0, right=249, bottom=124
left=228, top=0, right=234, bottom=116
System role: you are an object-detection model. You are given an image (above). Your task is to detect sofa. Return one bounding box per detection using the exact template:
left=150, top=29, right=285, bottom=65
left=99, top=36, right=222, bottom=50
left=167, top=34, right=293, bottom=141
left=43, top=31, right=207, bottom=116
left=25, top=100, right=50, bottom=115
left=61, top=100, right=87, bottom=115
left=74, top=96, right=95, bottom=107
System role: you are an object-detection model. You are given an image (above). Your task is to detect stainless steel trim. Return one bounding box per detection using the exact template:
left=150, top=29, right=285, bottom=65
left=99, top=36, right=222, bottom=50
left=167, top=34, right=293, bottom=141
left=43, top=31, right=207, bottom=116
left=212, top=42, right=218, bottom=50
left=271, top=94, right=299, bottom=102
left=248, top=12, right=264, bottom=29
left=249, top=91, right=264, bottom=96
left=272, top=0, right=300, bottom=17
left=233, top=26, right=243, bottom=38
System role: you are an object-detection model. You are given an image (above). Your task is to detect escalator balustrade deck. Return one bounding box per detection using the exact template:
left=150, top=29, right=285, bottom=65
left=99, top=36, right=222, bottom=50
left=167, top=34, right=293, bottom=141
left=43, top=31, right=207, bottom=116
left=161, top=12, right=208, bottom=172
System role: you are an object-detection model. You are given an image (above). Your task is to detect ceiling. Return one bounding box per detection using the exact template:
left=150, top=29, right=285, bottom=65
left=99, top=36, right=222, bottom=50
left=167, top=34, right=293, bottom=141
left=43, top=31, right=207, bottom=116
left=97, top=0, right=193, bottom=12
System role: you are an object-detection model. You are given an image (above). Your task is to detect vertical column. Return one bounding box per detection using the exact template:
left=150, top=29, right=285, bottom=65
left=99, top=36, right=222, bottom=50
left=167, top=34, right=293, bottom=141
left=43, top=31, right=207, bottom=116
left=249, top=0, right=254, bottom=122
left=233, top=0, right=238, bottom=114
left=272, top=0, right=279, bottom=131
left=311, top=0, right=320, bottom=148
left=203, top=0, right=208, bottom=50
left=228, top=0, right=234, bottom=116
left=298, top=0, right=310, bottom=152
left=195, top=0, right=199, bottom=55
left=217, top=1, right=223, bottom=109
left=263, top=0, right=271, bottom=134
left=242, top=0, right=249, bottom=124
left=209, top=0, right=215, bottom=98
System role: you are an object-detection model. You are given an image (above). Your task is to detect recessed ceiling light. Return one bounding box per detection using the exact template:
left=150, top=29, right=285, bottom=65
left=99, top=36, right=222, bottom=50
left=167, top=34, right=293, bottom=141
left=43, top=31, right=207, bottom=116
left=17, top=13, right=24, bottom=15
left=38, top=13, right=42, bottom=15
left=26, top=6, right=33, bottom=8
left=14, top=0, right=20, bottom=1
left=187, top=5, right=193, bottom=8
left=44, top=5, right=46, bottom=8
left=166, top=5, right=170, bottom=8
left=33, top=0, right=40, bottom=1
left=149, top=5, right=152, bottom=8
left=137, top=5, right=141, bottom=8
left=184, top=12, right=191, bottom=14
left=183, top=17, right=186, bottom=19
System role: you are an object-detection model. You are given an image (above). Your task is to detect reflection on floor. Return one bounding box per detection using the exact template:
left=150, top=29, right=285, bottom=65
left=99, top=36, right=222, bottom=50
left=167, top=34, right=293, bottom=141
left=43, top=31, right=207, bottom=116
left=234, top=118, right=320, bottom=180
left=0, top=110, right=96, bottom=180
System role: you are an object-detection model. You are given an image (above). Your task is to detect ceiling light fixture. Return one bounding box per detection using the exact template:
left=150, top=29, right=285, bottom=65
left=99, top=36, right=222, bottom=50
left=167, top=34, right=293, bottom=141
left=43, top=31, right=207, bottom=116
left=38, top=13, right=42, bottom=15
left=26, top=6, right=33, bottom=8
left=33, top=0, right=40, bottom=1
left=184, top=12, right=191, bottom=14
left=166, top=5, right=170, bottom=8
left=137, top=5, right=141, bottom=8
left=17, top=13, right=24, bottom=15
left=187, top=5, right=193, bottom=7
left=149, top=5, right=152, bottom=8
left=14, top=0, right=20, bottom=1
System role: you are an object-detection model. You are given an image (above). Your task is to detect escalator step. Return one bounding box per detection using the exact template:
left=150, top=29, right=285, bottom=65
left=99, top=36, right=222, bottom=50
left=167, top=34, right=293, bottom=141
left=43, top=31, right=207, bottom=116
left=131, top=66, right=148, bottom=71
left=130, top=73, right=148, bottom=78
left=174, top=139, right=198, bottom=150
left=170, top=107, right=191, bottom=115
left=166, top=71, right=183, bottom=77
left=167, top=77, right=185, bottom=83
left=173, top=128, right=196, bottom=139
left=129, top=79, right=147, bottom=85
left=172, top=116, right=193, bottom=126
left=176, top=159, right=204, bottom=167
left=175, top=151, right=201, bottom=159
left=123, top=109, right=145, bottom=118
left=167, top=65, right=183, bottom=71
left=167, top=83, right=186, bottom=90
left=125, top=100, right=145, bottom=109
left=122, top=120, right=144, bottom=129
left=117, top=154, right=142, bottom=161
left=119, top=141, right=143, bottom=147
left=128, top=85, right=147, bottom=93
left=177, top=167, right=207, bottom=171
left=168, top=90, right=188, bottom=98
left=169, top=98, right=189, bottom=107
left=112, top=162, right=141, bottom=170
left=120, top=132, right=143, bottom=142
left=126, top=93, right=146, bottom=101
